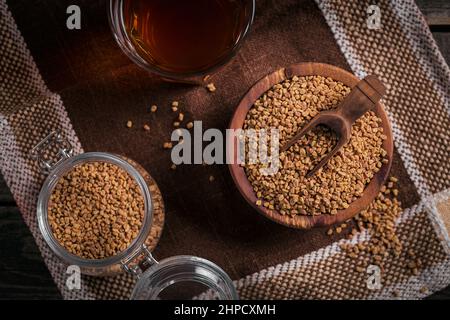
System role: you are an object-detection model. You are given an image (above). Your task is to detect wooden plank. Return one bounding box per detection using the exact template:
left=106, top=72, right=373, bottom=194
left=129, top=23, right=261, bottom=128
left=427, top=16, right=450, bottom=27
left=427, top=287, right=450, bottom=300
left=417, top=0, right=450, bottom=66
left=0, top=175, right=14, bottom=204
left=0, top=205, right=61, bottom=299
left=416, top=0, right=450, bottom=26
left=431, top=32, right=450, bottom=64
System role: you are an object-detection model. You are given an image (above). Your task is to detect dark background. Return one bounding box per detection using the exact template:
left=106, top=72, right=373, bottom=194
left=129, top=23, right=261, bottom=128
left=0, top=0, right=449, bottom=300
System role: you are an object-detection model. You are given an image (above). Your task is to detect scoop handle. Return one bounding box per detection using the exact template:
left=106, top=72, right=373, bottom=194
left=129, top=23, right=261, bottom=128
left=337, top=75, right=386, bottom=123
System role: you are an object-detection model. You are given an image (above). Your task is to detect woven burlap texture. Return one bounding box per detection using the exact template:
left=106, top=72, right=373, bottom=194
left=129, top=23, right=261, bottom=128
left=0, top=0, right=449, bottom=299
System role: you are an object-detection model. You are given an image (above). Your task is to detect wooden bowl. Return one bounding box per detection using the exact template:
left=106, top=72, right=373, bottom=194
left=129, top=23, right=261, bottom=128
left=227, top=63, right=393, bottom=229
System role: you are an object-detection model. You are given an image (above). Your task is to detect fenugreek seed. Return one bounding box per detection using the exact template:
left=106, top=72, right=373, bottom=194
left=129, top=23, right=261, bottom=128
left=209, top=175, right=215, bottom=182
left=173, top=122, right=180, bottom=127
left=172, top=101, right=179, bottom=108
left=143, top=124, right=150, bottom=131
left=48, top=162, right=144, bottom=259
left=207, top=83, right=216, bottom=92
left=243, top=75, right=390, bottom=241
left=163, top=142, right=173, bottom=149
left=126, top=120, right=133, bottom=128
left=186, top=122, right=194, bottom=129
left=150, top=105, right=158, bottom=113
left=390, top=176, right=398, bottom=183
left=374, top=255, right=382, bottom=262
left=172, top=106, right=178, bottom=112
left=356, top=266, right=365, bottom=273
left=327, top=229, right=333, bottom=236
left=170, top=164, right=177, bottom=170
left=331, top=177, right=402, bottom=270
left=256, top=199, right=262, bottom=206
left=336, top=227, right=342, bottom=234
left=178, top=113, right=184, bottom=122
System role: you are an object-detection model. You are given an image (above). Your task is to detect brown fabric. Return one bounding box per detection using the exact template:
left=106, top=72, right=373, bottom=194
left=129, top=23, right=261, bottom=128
left=7, top=0, right=422, bottom=281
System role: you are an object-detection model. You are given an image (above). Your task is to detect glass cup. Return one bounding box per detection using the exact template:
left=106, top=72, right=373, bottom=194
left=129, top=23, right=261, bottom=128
left=108, top=0, right=255, bottom=83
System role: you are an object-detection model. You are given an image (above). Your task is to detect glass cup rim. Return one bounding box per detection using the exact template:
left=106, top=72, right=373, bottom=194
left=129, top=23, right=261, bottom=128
left=108, top=0, right=256, bottom=80
left=36, top=152, right=154, bottom=269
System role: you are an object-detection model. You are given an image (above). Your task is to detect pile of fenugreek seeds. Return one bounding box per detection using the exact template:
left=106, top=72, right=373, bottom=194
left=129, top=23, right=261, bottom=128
left=244, top=75, right=388, bottom=216
left=48, top=162, right=145, bottom=259
left=331, top=176, right=423, bottom=285
left=334, top=176, right=403, bottom=271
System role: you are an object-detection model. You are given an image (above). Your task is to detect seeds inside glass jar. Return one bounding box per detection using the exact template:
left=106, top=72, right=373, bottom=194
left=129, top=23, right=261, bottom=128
left=47, top=161, right=145, bottom=259
left=243, top=75, right=388, bottom=216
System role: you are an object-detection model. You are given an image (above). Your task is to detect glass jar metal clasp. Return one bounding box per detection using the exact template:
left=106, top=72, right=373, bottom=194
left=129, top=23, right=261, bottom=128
left=121, top=244, right=158, bottom=278
left=31, top=131, right=74, bottom=174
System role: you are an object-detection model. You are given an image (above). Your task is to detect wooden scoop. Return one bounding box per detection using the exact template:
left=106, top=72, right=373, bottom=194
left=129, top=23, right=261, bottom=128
left=281, top=75, right=387, bottom=178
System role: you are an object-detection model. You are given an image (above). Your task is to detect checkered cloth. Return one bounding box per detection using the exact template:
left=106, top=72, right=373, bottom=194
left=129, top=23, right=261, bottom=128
left=0, top=0, right=449, bottom=299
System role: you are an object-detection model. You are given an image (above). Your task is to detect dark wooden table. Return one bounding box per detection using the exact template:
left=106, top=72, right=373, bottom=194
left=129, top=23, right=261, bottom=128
left=0, top=1, right=449, bottom=300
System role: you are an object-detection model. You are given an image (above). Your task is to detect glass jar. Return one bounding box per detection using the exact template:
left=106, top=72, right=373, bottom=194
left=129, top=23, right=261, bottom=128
left=130, top=253, right=238, bottom=300
left=108, top=0, right=255, bottom=83
left=33, top=131, right=237, bottom=299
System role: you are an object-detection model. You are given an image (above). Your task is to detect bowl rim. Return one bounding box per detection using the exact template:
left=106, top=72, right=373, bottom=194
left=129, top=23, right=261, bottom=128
left=227, top=62, right=393, bottom=229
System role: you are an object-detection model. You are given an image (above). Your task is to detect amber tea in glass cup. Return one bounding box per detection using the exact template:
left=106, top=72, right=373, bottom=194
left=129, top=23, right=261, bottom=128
left=109, top=0, right=255, bottom=82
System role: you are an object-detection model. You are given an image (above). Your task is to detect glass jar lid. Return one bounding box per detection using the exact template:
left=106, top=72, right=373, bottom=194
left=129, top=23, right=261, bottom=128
left=130, top=252, right=238, bottom=300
